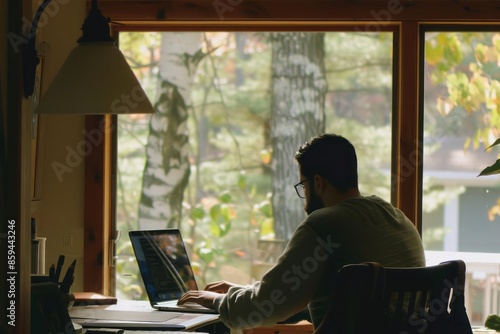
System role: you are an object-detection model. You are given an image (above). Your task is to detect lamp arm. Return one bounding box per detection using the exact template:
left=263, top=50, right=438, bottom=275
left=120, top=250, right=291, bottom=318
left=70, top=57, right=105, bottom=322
left=23, top=0, right=53, bottom=98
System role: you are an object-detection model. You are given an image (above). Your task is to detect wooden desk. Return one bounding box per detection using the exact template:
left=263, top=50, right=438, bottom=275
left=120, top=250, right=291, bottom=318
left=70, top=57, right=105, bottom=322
left=83, top=331, right=210, bottom=333
left=242, top=320, right=314, bottom=334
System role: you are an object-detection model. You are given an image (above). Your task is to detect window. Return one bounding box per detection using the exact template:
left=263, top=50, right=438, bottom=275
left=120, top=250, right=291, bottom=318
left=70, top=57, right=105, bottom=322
left=81, top=2, right=500, bottom=328
left=115, top=30, right=394, bottom=299
left=422, top=30, right=500, bottom=324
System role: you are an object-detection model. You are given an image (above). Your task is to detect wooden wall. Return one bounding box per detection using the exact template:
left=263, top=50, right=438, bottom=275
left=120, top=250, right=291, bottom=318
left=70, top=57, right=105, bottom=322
left=1, top=0, right=31, bottom=333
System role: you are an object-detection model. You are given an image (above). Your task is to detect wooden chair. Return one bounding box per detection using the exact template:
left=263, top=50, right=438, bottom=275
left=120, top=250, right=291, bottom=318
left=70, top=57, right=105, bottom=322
left=314, top=260, right=473, bottom=334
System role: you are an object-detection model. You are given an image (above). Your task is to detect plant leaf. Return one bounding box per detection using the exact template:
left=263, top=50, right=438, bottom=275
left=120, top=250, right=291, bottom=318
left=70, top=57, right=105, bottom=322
left=190, top=206, right=205, bottom=220
left=485, top=138, right=500, bottom=151
left=478, top=159, right=500, bottom=176
left=209, top=204, right=221, bottom=221
left=218, top=191, right=232, bottom=204
left=256, top=202, right=273, bottom=218
left=237, top=173, right=246, bottom=190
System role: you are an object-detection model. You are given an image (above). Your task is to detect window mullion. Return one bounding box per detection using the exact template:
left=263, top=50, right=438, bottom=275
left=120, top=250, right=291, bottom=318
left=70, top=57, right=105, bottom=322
left=393, top=20, right=423, bottom=234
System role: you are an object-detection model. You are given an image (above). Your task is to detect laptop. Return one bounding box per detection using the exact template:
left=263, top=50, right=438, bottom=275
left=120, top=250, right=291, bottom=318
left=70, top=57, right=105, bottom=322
left=129, top=229, right=217, bottom=314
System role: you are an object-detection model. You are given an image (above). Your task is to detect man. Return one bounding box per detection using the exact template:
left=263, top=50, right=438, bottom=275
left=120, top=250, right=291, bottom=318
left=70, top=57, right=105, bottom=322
left=178, top=134, right=425, bottom=330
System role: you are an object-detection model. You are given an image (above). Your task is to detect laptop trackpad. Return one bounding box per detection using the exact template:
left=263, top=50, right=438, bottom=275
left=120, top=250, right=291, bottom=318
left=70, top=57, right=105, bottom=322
left=160, top=301, right=205, bottom=308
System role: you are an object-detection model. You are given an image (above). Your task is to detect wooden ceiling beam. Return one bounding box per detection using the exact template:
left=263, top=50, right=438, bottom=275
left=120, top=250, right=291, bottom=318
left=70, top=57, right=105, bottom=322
left=92, top=0, right=500, bottom=22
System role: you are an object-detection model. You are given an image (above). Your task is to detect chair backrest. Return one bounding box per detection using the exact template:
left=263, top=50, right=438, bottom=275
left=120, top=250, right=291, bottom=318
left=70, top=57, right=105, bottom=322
left=314, top=260, right=473, bottom=334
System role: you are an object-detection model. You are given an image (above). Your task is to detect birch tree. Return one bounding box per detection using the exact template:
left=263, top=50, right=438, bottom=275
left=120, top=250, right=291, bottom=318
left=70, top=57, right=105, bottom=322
left=138, top=32, right=202, bottom=229
left=270, top=32, right=327, bottom=240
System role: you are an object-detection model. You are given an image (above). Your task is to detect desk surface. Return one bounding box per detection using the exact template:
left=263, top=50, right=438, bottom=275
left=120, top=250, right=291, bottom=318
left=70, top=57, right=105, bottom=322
left=70, top=299, right=220, bottom=332
left=241, top=320, right=314, bottom=334
left=83, top=331, right=209, bottom=334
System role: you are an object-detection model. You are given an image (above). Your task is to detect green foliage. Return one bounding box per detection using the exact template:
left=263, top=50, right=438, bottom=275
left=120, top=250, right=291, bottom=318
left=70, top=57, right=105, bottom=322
left=426, top=32, right=500, bottom=177
left=190, top=205, right=205, bottom=220
left=428, top=32, right=500, bottom=149
left=209, top=204, right=232, bottom=237
left=485, top=314, right=500, bottom=330
left=426, top=33, right=463, bottom=83
left=185, top=171, right=274, bottom=285
left=427, top=32, right=500, bottom=223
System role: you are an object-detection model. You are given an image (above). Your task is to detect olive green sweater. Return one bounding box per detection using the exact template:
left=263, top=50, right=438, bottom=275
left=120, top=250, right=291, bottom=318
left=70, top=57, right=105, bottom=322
left=214, top=195, right=425, bottom=330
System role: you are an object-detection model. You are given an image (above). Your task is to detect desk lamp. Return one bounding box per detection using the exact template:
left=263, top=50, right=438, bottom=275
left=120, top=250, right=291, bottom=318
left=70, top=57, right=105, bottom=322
left=23, top=0, right=155, bottom=115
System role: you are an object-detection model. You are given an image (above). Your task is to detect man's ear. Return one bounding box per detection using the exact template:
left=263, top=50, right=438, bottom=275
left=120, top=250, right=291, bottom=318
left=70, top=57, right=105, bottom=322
left=313, top=174, right=324, bottom=193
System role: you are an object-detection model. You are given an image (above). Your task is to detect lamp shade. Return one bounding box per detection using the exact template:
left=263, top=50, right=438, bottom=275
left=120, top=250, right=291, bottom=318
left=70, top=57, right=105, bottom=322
left=36, top=42, right=155, bottom=114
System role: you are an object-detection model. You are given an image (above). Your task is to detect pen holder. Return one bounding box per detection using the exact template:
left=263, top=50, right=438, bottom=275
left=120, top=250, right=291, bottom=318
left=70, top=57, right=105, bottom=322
left=60, top=290, right=75, bottom=310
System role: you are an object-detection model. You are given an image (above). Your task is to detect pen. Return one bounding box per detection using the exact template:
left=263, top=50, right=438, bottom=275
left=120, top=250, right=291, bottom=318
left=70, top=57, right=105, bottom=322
left=49, top=264, right=55, bottom=282
left=54, top=255, right=65, bottom=283
left=60, top=259, right=76, bottom=293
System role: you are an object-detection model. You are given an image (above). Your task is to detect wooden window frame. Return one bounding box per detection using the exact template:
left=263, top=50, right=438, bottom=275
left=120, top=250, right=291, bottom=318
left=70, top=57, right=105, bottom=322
left=83, top=0, right=500, bottom=293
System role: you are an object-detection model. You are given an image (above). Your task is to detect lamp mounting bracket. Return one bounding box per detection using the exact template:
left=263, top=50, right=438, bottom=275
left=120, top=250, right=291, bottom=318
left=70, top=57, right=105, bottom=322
left=22, top=0, right=52, bottom=98
left=22, top=0, right=114, bottom=98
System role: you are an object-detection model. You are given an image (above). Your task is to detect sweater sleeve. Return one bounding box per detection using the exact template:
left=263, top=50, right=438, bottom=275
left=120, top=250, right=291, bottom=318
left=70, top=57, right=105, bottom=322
left=213, top=222, right=337, bottom=329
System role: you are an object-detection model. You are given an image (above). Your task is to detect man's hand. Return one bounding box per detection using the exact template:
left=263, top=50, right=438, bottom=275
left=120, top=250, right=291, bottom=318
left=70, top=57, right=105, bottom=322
left=204, top=280, right=239, bottom=293
left=177, top=290, right=223, bottom=309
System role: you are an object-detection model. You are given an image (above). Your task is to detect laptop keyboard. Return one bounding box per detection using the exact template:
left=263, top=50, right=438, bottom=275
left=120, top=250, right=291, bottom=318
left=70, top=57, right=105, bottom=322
left=158, top=300, right=209, bottom=310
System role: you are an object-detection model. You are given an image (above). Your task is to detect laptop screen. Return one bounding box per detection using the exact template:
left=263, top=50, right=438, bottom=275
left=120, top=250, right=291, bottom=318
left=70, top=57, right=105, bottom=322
left=129, top=229, right=198, bottom=303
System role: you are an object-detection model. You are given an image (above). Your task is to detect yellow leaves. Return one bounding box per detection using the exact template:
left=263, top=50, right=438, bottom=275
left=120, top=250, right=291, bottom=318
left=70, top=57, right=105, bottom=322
left=494, top=35, right=500, bottom=66
left=441, top=68, right=498, bottom=116
left=259, top=218, right=275, bottom=237
left=490, top=81, right=500, bottom=118
left=476, top=40, right=500, bottom=66
left=425, top=37, right=444, bottom=66
left=430, top=33, right=500, bottom=120
left=259, top=149, right=271, bottom=165
left=426, top=33, right=463, bottom=66
left=445, top=72, right=479, bottom=112
left=443, top=34, right=463, bottom=65
left=487, top=198, right=500, bottom=221
left=464, top=137, right=471, bottom=151
left=475, top=43, right=488, bottom=65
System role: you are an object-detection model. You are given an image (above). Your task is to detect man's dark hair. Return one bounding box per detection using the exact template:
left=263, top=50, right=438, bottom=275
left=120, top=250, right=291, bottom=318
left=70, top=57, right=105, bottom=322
left=294, top=134, right=358, bottom=192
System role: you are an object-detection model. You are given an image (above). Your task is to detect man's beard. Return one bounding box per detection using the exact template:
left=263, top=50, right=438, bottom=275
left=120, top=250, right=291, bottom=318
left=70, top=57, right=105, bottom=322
left=306, top=190, right=324, bottom=215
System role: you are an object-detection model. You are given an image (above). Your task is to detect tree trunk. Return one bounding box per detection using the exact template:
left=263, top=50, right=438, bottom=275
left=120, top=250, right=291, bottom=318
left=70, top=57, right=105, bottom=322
left=270, top=32, right=327, bottom=240
left=138, top=32, right=202, bottom=229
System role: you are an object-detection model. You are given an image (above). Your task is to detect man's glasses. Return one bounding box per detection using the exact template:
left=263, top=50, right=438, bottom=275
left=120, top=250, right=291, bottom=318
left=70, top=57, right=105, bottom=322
left=294, top=179, right=309, bottom=199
